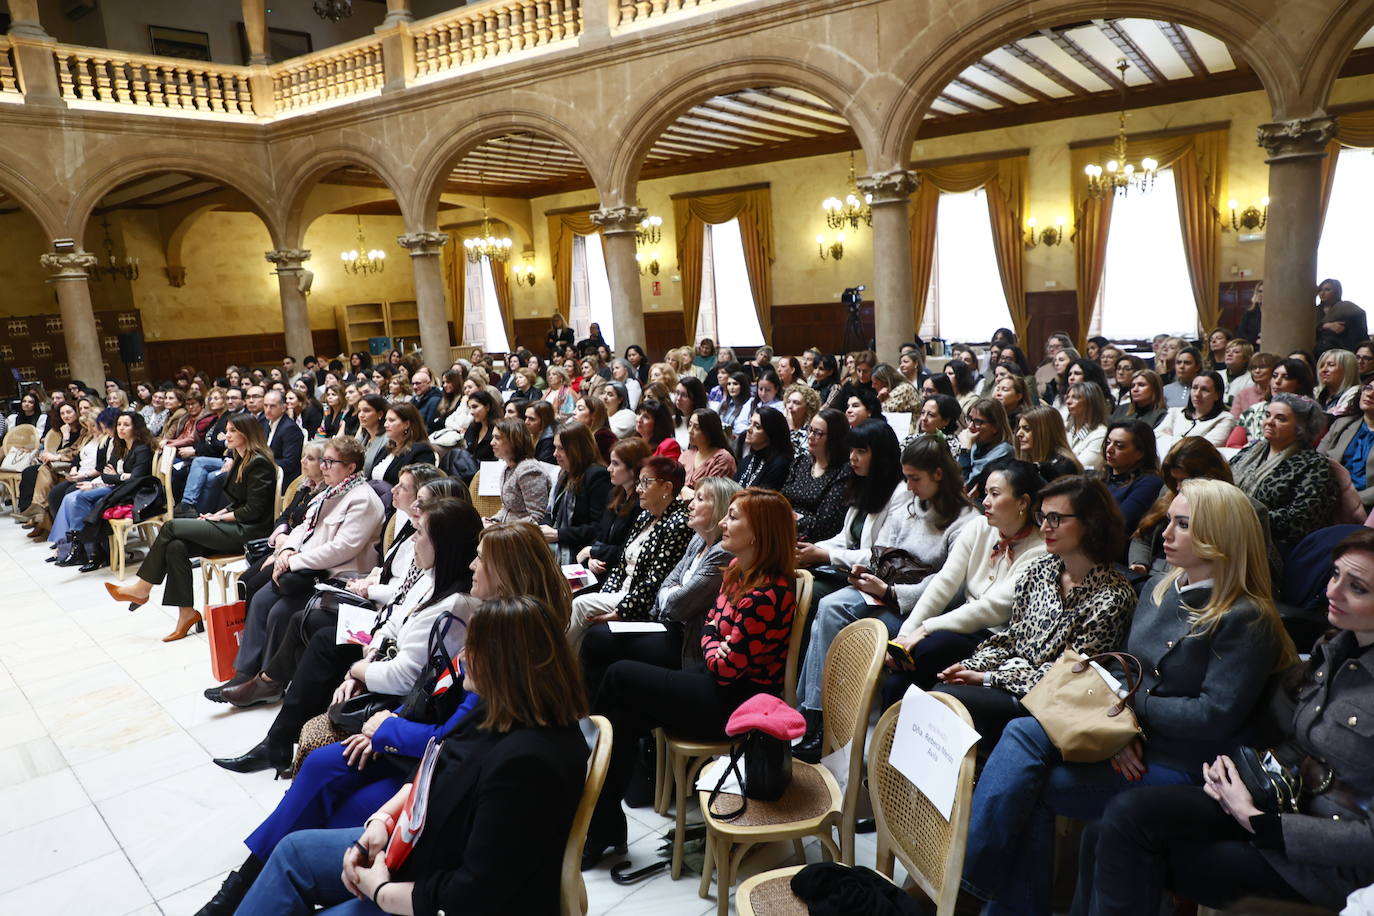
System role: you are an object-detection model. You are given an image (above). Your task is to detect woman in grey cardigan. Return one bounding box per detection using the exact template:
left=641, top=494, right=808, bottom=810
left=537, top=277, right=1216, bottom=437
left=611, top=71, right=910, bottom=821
left=486, top=418, right=550, bottom=525
left=1079, top=525, right=1374, bottom=915
left=962, top=479, right=1298, bottom=916
left=578, top=476, right=738, bottom=699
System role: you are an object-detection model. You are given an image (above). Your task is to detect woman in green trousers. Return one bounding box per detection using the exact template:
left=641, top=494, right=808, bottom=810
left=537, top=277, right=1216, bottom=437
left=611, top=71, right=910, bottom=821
left=106, top=412, right=279, bottom=642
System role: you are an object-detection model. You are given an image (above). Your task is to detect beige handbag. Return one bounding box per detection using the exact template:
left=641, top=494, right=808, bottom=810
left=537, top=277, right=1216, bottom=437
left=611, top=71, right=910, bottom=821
left=1021, top=649, right=1144, bottom=763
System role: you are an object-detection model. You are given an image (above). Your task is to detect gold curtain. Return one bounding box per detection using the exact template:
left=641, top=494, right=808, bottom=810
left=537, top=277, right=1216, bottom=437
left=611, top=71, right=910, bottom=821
left=1319, top=111, right=1374, bottom=230
left=1070, top=128, right=1228, bottom=345
left=671, top=187, right=774, bottom=341
left=443, top=231, right=465, bottom=342
left=546, top=210, right=599, bottom=321
left=907, top=155, right=1029, bottom=341
left=488, top=259, right=516, bottom=351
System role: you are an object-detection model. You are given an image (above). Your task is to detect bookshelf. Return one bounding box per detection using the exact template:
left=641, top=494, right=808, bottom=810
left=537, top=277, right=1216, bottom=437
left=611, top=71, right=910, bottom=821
left=335, top=300, right=421, bottom=355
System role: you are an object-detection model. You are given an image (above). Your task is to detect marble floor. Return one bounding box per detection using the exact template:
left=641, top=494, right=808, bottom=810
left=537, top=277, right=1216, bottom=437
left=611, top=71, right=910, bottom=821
left=0, top=520, right=885, bottom=915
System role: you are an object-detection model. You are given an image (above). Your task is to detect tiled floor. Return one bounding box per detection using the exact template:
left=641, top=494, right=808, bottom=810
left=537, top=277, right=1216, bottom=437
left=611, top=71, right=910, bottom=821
left=0, top=521, right=883, bottom=915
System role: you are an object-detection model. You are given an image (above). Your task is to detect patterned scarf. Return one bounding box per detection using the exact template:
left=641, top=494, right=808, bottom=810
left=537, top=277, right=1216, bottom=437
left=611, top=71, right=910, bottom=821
left=990, top=523, right=1035, bottom=570
left=302, top=471, right=366, bottom=538
left=370, top=562, right=428, bottom=638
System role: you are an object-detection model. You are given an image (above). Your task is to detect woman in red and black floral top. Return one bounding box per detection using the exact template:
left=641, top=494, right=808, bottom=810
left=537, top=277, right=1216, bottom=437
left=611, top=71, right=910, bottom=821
left=583, top=488, right=796, bottom=869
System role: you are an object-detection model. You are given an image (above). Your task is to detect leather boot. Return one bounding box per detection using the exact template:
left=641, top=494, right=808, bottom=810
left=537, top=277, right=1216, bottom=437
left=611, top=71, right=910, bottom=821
left=794, top=707, right=824, bottom=764
left=220, top=675, right=284, bottom=708
left=212, top=740, right=290, bottom=775
left=194, top=871, right=248, bottom=916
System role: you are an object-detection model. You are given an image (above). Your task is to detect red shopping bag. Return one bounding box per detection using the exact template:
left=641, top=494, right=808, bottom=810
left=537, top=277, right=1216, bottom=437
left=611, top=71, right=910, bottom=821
left=207, top=600, right=247, bottom=682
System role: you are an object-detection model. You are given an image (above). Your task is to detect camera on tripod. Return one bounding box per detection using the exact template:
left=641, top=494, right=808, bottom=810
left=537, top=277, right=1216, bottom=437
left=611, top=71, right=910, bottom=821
left=841, top=286, right=865, bottom=314
left=840, top=285, right=867, bottom=352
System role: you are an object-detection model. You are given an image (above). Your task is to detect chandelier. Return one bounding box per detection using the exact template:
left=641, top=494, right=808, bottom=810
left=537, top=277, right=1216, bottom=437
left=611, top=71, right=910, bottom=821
left=340, top=216, right=386, bottom=275
left=1084, top=60, right=1157, bottom=199
left=463, top=191, right=512, bottom=264
left=313, top=0, right=353, bottom=22
left=636, top=214, right=662, bottom=247
left=821, top=152, right=872, bottom=230
left=92, top=216, right=139, bottom=282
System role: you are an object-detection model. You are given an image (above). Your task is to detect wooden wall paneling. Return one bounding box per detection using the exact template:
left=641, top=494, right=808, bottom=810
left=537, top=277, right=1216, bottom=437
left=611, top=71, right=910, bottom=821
left=510, top=318, right=547, bottom=355
left=144, top=328, right=341, bottom=381
left=1218, top=281, right=1260, bottom=336
left=644, top=312, right=684, bottom=362
left=770, top=301, right=875, bottom=357
left=1024, top=291, right=1079, bottom=355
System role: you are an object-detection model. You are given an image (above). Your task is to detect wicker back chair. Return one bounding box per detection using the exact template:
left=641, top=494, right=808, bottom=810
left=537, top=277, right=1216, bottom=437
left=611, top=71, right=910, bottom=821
left=560, top=715, right=612, bottom=916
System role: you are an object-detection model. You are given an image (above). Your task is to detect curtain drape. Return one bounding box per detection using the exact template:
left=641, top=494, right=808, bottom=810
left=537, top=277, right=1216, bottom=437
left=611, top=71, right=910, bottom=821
left=1070, top=127, right=1228, bottom=345
left=906, top=155, right=1029, bottom=342
left=547, top=210, right=599, bottom=322
left=1318, top=111, right=1374, bottom=230
left=488, top=258, right=516, bottom=350
left=443, top=231, right=465, bottom=343
left=671, top=187, right=774, bottom=342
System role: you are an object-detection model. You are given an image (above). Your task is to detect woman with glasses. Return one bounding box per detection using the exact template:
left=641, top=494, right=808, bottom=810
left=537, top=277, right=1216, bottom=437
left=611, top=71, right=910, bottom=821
left=1356, top=340, right=1374, bottom=385
left=958, top=397, right=1015, bottom=497
left=964, top=480, right=1297, bottom=916
left=932, top=474, right=1136, bottom=751
left=566, top=455, right=692, bottom=650
left=781, top=407, right=851, bottom=542
left=1320, top=378, right=1374, bottom=509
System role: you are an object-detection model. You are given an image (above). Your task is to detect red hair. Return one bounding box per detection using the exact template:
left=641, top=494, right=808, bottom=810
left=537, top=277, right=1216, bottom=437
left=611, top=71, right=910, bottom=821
left=723, top=488, right=797, bottom=599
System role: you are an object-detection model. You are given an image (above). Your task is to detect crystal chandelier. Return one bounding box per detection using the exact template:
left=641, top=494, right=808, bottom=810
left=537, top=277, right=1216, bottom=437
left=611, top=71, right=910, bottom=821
left=340, top=216, right=385, bottom=275
left=1084, top=60, right=1158, bottom=199
left=314, top=0, right=353, bottom=22
left=92, top=216, right=139, bottom=282
left=463, top=191, right=512, bottom=264
left=821, top=152, right=872, bottom=230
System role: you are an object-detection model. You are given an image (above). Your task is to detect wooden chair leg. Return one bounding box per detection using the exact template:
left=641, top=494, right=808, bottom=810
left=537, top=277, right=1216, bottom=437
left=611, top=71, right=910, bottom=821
left=715, top=836, right=740, bottom=916
left=671, top=751, right=691, bottom=880
left=792, top=839, right=807, bottom=864
left=698, top=824, right=715, bottom=900
left=653, top=731, right=669, bottom=816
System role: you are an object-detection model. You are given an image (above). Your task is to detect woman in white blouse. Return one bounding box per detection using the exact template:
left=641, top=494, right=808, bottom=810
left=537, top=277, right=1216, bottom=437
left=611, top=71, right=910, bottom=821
left=1155, top=370, right=1237, bottom=449
left=883, top=459, right=1048, bottom=700
left=1063, top=382, right=1109, bottom=470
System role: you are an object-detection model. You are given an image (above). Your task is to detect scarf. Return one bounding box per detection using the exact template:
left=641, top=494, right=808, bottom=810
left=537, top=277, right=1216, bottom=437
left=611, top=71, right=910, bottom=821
left=990, top=524, right=1036, bottom=572
left=302, top=471, right=366, bottom=538
left=370, top=562, right=429, bottom=638
left=1231, top=441, right=1299, bottom=493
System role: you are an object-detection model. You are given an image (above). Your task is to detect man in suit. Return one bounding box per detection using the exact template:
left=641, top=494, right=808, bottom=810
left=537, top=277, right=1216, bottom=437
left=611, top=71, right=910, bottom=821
left=262, top=390, right=303, bottom=484
left=244, top=385, right=266, bottom=422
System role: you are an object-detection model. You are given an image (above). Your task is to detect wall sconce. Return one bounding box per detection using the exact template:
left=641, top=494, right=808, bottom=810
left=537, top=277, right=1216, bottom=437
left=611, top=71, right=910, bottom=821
left=516, top=261, right=536, bottom=286
left=1024, top=216, right=1065, bottom=248
left=635, top=251, right=661, bottom=276
left=816, top=233, right=845, bottom=261
left=1229, top=197, right=1269, bottom=231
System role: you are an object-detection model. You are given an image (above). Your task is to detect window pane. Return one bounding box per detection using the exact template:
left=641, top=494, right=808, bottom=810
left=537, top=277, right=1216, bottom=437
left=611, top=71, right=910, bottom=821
left=1319, top=148, right=1374, bottom=306
left=693, top=225, right=719, bottom=343
left=570, top=234, right=592, bottom=340
left=1095, top=168, right=1197, bottom=340
left=479, top=257, right=509, bottom=353
left=462, top=257, right=485, bottom=345
left=582, top=231, right=617, bottom=349
left=707, top=218, right=764, bottom=348
left=925, top=189, right=1012, bottom=342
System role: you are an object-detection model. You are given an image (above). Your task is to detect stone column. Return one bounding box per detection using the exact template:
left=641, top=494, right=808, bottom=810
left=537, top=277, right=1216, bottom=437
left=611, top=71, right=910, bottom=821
left=398, top=231, right=451, bottom=366
left=7, top=0, right=45, bottom=37
left=1258, top=116, right=1336, bottom=356
left=265, top=249, right=315, bottom=361
left=7, top=0, right=61, bottom=103
left=40, top=250, right=103, bottom=386
left=241, top=0, right=270, bottom=65
left=858, top=169, right=920, bottom=362
left=591, top=205, right=647, bottom=350
left=382, top=0, right=415, bottom=27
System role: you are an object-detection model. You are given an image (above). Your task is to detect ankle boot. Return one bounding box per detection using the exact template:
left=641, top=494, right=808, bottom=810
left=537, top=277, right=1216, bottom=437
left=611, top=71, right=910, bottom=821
left=794, top=707, right=824, bottom=764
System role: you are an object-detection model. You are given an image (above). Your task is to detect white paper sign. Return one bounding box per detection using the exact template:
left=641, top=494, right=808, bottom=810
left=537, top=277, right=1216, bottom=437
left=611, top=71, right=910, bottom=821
left=885, top=412, right=912, bottom=440
left=889, top=685, right=981, bottom=819
left=336, top=603, right=379, bottom=646
left=819, top=739, right=853, bottom=798
left=696, top=755, right=743, bottom=794
left=606, top=621, right=668, bottom=634
left=561, top=563, right=598, bottom=589
left=477, top=461, right=504, bottom=496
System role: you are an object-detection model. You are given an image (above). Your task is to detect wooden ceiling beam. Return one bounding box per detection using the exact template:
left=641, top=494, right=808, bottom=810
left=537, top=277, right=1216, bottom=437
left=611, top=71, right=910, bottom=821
left=1096, top=19, right=1168, bottom=86
left=732, top=88, right=848, bottom=127
left=950, top=76, right=1017, bottom=109
left=1001, top=41, right=1090, bottom=96
left=935, top=93, right=977, bottom=113
left=699, top=98, right=833, bottom=138
left=1156, top=22, right=1208, bottom=78
left=674, top=112, right=800, bottom=144
left=971, top=59, right=1056, bottom=103
left=1038, top=28, right=1128, bottom=90
left=104, top=176, right=209, bottom=209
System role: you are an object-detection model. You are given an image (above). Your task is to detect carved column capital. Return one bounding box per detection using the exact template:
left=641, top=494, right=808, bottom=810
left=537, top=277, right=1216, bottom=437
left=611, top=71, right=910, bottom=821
left=591, top=205, right=647, bottom=235
left=397, top=231, right=449, bottom=257
left=265, top=248, right=311, bottom=272
left=1257, top=117, right=1337, bottom=162
left=40, top=250, right=98, bottom=278
left=857, top=169, right=920, bottom=205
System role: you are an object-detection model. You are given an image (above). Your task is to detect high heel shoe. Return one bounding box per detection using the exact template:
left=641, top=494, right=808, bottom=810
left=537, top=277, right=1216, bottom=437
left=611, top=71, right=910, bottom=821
left=162, top=610, right=204, bottom=642
left=106, top=581, right=149, bottom=610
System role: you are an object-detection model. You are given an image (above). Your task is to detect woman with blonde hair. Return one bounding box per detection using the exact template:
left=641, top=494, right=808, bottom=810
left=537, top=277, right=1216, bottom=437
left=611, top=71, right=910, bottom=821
left=1063, top=381, right=1110, bottom=470
left=963, top=477, right=1297, bottom=916
left=648, top=361, right=680, bottom=394
left=543, top=364, right=577, bottom=417
left=1315, top=347, right=1359, bottom=415
left=1014, top=405, right=1082, bottom=481
left=783, top=383, right=822, bottom=452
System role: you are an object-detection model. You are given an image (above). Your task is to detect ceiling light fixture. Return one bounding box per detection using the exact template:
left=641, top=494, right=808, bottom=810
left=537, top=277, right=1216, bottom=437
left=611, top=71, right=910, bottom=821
left=1084, top=60, right=1157, bottom=199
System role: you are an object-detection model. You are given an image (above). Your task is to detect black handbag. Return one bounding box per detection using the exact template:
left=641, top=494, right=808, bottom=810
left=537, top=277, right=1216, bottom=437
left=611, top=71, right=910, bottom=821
left=394, top=612, right=467, bottom=723
left=1231, top=746, right=1301, bottom=814
left=707, top=730, right=794, bottom=821
left=328, top=691, right=404, bottom=735
left=244, top=538, right=272, bottom=566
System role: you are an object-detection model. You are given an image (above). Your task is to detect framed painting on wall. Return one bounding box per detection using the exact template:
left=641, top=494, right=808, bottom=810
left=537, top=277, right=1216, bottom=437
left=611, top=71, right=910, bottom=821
left=235, top=23, right=315, bottom=64
left=149, top=25, right=212, bottom=61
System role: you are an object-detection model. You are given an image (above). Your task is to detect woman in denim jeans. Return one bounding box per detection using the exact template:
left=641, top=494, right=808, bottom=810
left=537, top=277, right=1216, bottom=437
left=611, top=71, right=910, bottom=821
left=960, top=478, right=1297, bottom=915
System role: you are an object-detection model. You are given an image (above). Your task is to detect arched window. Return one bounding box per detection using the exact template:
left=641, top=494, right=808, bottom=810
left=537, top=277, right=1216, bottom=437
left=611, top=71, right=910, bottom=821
left=1318, top=147, right=1374, bottom=305
left=1092, top=168, right=1197, bottom=340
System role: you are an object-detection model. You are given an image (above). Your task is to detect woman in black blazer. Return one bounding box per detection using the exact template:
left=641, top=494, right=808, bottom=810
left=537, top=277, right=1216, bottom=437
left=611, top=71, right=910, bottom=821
left=106, top=413, right=280, bottom=642
left=372, top=403, right=437, bottom=486
left=234, top=594, right=590, bottom=916
left=541, top=421, right=612, bottom=564
left=577, top=436, right=651, bottom=575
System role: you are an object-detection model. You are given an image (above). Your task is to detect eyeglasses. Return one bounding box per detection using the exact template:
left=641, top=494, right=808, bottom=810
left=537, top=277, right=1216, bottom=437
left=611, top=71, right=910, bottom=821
left=1033, top=510, right=1078, bottom=529
left=319, top=458, right=340, bottom=468
left=636, top=477, right=662, bottom=489
left=807, top=428, right=826, bottom=439
left=1359, top=355, right=1374, bottom=364
left=967, top=416, right=989, bottom=428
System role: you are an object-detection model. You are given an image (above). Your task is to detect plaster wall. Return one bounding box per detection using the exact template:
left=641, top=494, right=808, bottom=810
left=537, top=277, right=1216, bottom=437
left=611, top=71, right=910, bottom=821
left=0, top=209, right=59, bottom=315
